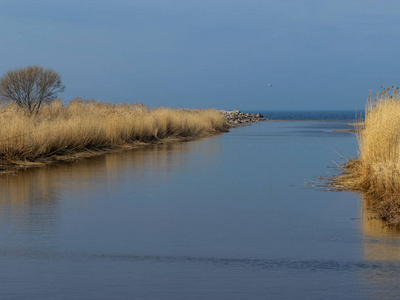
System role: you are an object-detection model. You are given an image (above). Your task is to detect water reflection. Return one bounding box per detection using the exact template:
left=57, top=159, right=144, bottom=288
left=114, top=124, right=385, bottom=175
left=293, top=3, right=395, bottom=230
left=360, top=197, right=400, bottom=299
left=0, top=140, right=218, bottom=204
left=3, top=120, right=400, bottom=299
left=0, top=140, right=220, bottom=239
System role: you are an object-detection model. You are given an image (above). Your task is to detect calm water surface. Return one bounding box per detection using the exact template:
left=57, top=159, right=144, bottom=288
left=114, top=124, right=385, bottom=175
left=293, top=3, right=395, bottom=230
left=0, top=119, right=399, bottom=299
left=251, top=110, right=363, bottom=120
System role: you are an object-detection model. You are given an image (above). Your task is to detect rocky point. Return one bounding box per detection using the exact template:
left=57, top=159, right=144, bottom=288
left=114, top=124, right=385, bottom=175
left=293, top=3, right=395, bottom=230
left=221, top=110, right=268, bottom=126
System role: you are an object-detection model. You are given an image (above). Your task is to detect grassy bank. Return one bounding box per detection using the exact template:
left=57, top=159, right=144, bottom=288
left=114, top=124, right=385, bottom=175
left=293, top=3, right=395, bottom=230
left=335, top=87, right=400, bottom=227
left=0, top=99, right=229, bottom=170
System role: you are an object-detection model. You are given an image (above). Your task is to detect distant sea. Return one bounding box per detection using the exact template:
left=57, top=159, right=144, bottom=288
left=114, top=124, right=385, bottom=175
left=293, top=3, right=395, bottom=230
left=249, top=110, right=363, bottom=121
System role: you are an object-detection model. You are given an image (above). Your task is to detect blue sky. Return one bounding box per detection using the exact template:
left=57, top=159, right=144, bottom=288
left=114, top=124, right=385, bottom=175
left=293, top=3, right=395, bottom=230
left=1, top=0, right=399, bottom=110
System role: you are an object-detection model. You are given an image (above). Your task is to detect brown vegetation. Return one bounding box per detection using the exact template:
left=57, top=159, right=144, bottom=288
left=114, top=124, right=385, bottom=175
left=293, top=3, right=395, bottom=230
left=335, top=87, right=400, bottom=227
left=0, top=99, right=228, bottom=171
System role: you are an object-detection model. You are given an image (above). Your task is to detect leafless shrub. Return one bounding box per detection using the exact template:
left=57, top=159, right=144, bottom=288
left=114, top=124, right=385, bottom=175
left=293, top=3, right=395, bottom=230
left=0, top=65, right=65, bottom=114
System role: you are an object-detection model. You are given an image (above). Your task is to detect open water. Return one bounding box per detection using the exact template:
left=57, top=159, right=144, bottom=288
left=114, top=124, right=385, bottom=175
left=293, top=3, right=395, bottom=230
left=1, top=111, right=399, bottom=299
left=252, top=110, right=363, bottom=120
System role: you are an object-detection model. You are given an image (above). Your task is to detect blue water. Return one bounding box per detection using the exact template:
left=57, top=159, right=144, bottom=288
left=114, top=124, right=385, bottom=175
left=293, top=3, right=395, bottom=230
left=0, top=115, right=398, bottom=299
left=250, top=110, right=363, bottom=121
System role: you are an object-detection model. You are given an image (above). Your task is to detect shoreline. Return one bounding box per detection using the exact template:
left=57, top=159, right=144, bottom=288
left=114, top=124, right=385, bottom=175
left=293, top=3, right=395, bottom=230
left=0, top=108, right=269, bottom=175
left=0, top=108, right=358, bottom=175
left=0, top=132, right=223, bottom=175
left=0, top=101, right=229, bottom=175
left=0, top=108, right=268, bottom=175
left=332, top=90, right=400, bottom=229
left=1, top=107, right=269, bottom=175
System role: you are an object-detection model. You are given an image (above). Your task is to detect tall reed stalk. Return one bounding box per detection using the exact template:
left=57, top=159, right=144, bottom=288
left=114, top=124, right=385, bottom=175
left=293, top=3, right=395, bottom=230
left=0, top=99, right=228, bottom=167
left=337, top=87, right=400, bottom=226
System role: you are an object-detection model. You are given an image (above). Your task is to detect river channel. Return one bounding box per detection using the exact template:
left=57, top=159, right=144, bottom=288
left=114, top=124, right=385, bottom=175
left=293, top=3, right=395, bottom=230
left=1, top=120, right=399, bottom=299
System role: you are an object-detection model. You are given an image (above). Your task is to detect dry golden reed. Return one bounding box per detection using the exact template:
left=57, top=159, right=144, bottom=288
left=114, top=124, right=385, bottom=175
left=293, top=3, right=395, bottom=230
left=336, top=86, right=400, bottom=226
left=0, top=99, right=228, bottom=167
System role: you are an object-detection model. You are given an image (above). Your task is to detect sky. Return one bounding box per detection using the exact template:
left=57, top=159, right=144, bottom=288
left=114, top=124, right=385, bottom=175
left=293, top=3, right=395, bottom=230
left=0, top=0, right=399, bottom=111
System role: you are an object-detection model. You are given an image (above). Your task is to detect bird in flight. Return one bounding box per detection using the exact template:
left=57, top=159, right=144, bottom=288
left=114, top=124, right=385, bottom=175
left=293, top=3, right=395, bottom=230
left=267, top=83, right=273, bottom=87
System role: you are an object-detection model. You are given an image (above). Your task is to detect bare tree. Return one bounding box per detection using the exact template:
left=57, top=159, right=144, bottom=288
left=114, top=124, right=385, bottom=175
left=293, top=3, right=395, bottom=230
left=0, top=65, right=65, bottom=114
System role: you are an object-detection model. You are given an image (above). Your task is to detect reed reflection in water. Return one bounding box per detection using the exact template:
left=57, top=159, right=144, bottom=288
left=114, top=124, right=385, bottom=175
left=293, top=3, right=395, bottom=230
left=360, top=196, right=400, bottom=299
left=0, top=139, right=221, bottom=245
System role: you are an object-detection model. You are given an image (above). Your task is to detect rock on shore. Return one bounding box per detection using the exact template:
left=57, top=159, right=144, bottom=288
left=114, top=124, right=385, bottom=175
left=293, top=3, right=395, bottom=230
left=221, top=109, right=268, bottom=125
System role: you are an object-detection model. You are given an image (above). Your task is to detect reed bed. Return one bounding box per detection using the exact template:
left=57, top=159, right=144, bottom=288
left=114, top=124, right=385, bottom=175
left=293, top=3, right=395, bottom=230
left=336, top=87, right=400, bottom=227
left=0, top=99, right=228, bottom=168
